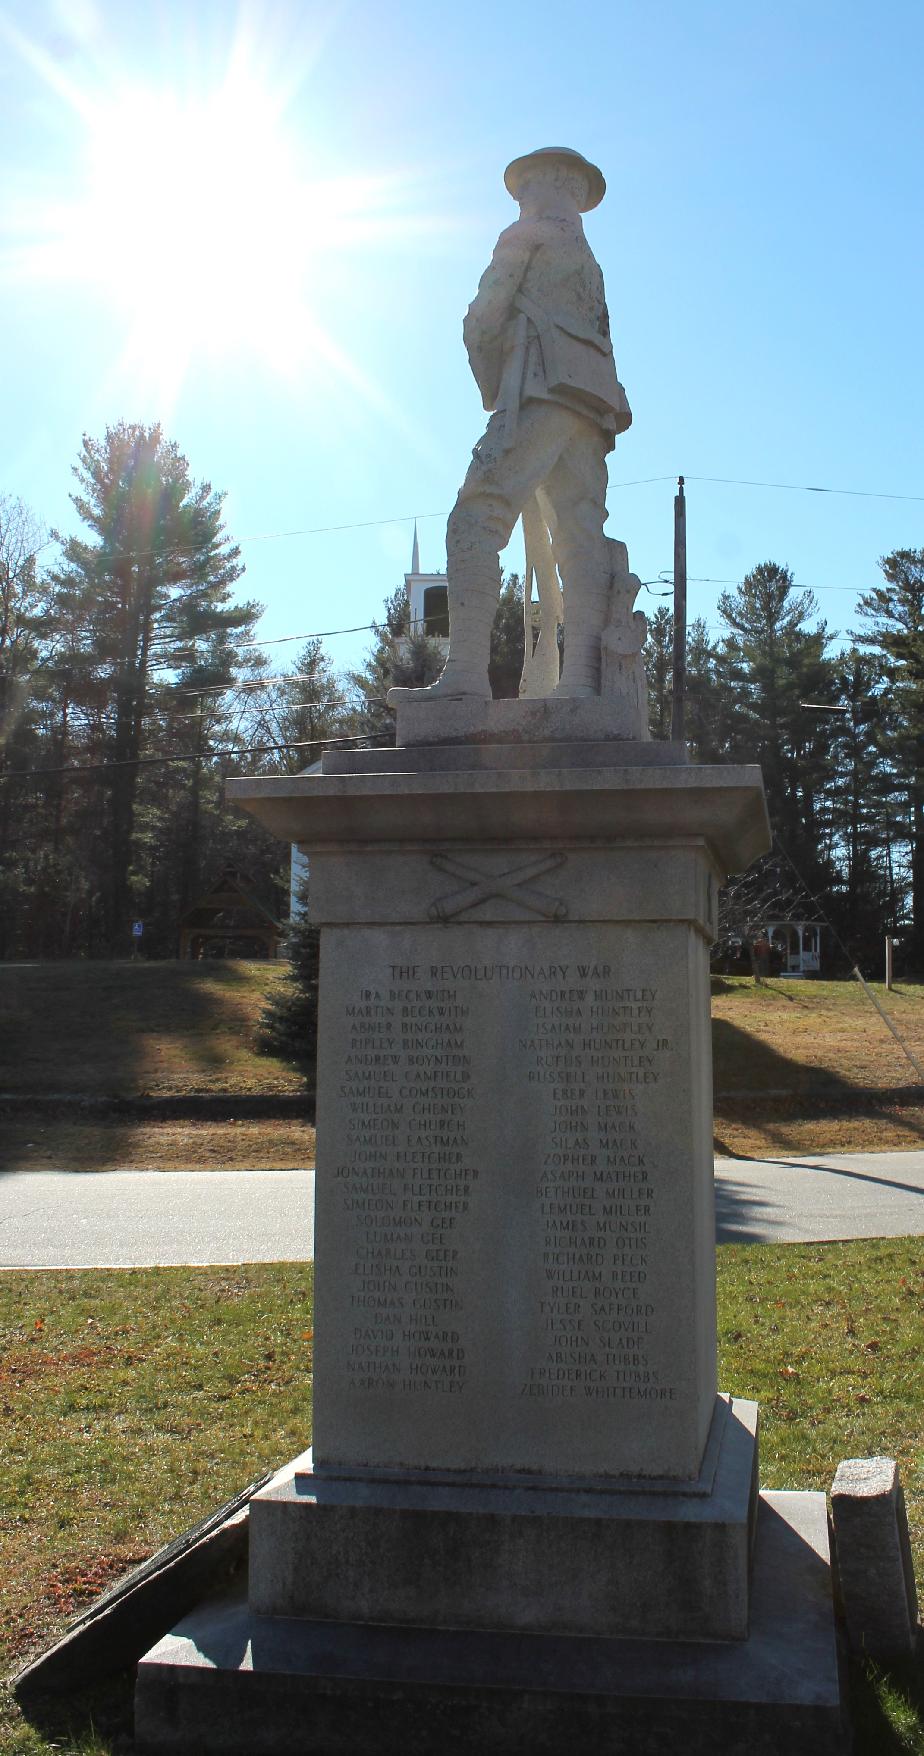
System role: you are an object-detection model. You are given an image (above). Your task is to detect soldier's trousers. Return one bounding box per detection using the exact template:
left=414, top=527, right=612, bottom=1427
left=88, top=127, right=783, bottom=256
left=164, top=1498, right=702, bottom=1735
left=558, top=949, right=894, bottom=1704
left=448, top=399, right=611, bottom=605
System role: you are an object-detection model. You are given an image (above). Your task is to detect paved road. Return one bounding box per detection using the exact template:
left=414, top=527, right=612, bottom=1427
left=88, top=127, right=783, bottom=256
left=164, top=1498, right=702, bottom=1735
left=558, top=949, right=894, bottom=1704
left=0, top=1168, right=315, bottom=1269
left=3, top=1153, right=924, bottom=1268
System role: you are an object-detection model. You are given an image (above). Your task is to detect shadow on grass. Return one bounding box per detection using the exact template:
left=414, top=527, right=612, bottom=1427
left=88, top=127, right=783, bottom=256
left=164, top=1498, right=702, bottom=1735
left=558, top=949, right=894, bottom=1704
left=0, top=960, right=279, bottom=1100
left=712, top=1012, right=924, bottom=1157
left=712, top=1015, right=862, bottom=1102
left=10, top=1669, right=135, bottom=1753
left=849, top=1646, right=924, bottom=1754
left=0, top=1118, right=163, bottom=1174
left=711, top=975, right=820, bottom=1004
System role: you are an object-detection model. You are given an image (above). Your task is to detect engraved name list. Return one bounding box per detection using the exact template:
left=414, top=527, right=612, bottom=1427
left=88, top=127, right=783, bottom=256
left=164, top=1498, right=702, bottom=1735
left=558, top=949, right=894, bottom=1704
left=329, top=945, right=677, bottom=1418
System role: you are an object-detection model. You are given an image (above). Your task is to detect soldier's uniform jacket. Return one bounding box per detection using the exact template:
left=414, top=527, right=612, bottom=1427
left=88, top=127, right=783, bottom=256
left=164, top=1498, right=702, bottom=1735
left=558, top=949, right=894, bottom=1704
left=462, top=213, right=631, bottom=449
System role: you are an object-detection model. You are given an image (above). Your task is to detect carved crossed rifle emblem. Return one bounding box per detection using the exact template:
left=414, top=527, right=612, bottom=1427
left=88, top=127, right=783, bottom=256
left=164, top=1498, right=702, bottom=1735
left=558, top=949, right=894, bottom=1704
left=428, top=852, right=568, bottom=922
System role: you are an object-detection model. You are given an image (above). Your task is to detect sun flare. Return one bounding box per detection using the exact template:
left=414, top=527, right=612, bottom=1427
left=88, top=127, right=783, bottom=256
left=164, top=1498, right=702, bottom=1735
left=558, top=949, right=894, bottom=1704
left=1, top=13, right=450, bottom=453
left=72, top=79, right=330, bottom=371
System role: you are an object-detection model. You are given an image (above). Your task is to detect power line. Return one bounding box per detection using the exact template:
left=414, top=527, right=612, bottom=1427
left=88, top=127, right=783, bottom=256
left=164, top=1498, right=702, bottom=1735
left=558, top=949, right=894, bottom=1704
left=25, top=569, right=876, bottom=678
left=1, top=729, right=395, bottom=782
left=237, top=511, right=445, bottom=546
left=175, top=700, right=316, bottom=720
left=30, top=621, right=380, bottom=669
left=241, top=623, right=376, bottom=650
left=687, top=574, right=874, bottom=596
left=33, top=512, right=447, bottom=569
left=685, top=474, right=924, bottom=505
left=609, top=476, right=676, bottom=490
left=167, top=674, right=347, bottom=698
left=27, top=469, right=924, bottom=578
left=173, top=695, right=381, bottom=720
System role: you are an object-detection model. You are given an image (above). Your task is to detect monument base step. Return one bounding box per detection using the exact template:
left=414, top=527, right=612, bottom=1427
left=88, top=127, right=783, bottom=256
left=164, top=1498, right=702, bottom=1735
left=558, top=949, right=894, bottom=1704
left=391, top=695, right=672, bottom=747
left=250, top=1396, right=758, bottom=1643
left=135, top=1491, right=847, bottom=1756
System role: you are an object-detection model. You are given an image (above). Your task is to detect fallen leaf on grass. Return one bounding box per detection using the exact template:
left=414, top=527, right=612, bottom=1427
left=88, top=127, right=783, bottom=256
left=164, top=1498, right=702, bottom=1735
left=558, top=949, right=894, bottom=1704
left=46, top=1550, right=149, bottom=1618
left=1, top=1343, right=116, bottom=1387
left=779, top=1365, right=799, bottom=1379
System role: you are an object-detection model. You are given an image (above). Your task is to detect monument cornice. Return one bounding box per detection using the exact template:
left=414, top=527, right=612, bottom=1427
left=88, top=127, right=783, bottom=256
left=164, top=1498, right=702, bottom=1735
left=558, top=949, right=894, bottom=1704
left=227, top=761, right=769, bottom=876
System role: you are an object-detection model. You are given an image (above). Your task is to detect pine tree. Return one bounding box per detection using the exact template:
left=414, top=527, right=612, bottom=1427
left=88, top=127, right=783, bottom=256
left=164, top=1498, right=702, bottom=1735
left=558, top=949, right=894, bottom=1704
left=685, top=616, right=726, bottom=762
left=256, top=877, right=319, bottom=1081
left=240, top=638, right=347, bottom=775
left=644, top=604, right=673, bottom=738
left=717, top=562, right=838, bottom=877
left=0, top=497, right=50, bottom=952
left=823, top=647, right=894, bottom=962
left=489, top=572, right=526, bottom=698
left=854, top=548, right=924, bottom=965
left=49, top=422, right=257, bottom=950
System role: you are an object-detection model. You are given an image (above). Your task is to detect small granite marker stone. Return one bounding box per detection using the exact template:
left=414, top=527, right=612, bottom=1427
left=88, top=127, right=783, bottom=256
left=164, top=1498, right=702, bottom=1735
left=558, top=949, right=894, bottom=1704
left=831, top=1456, right=919, bottom=1659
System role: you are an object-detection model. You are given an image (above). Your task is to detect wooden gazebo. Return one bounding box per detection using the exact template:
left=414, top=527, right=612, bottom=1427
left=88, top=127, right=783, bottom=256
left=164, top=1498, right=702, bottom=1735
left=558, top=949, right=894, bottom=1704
left=178, top=868, right=283, bottom=961
left=765, top=919, right=822, bottom=978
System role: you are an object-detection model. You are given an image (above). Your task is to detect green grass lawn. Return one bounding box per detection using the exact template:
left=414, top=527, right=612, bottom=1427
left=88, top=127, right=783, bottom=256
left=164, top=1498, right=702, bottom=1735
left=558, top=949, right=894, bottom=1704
left=0, top=960, right=300, bottom=1098
left=711, top=975, right=924, bottom=1098
left=2, top=1243, right=924, bottom=1753
left=712, top=976, right=924, bottom=1158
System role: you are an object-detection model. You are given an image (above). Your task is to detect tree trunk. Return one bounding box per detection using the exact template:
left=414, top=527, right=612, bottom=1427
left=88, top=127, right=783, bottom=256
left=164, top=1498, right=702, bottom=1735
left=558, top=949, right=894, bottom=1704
left=107, top=565, right=155, bottom=951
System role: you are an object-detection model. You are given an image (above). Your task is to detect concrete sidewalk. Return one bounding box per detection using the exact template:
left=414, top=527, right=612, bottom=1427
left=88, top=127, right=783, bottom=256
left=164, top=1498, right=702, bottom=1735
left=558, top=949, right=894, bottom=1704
left=3, top=1151, right=924, bottom=1268
left=715, top=1148, right=924, bottom=1244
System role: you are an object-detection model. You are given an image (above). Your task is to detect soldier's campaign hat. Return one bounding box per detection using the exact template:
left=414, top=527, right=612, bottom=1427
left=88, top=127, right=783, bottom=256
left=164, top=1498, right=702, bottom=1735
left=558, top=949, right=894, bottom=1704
left=504, top=147, right=605, bottom=212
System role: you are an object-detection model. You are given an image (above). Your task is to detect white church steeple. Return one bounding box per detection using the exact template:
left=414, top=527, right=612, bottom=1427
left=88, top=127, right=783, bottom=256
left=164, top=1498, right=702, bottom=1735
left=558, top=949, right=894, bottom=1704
left=403, top=522, right=449, bottom=645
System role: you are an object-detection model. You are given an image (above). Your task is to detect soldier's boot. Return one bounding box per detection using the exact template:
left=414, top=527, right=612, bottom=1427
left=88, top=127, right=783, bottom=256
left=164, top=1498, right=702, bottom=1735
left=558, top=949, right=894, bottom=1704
left=553, top=578, right=610, bottom=698
left=388, top=516, right=500, bottom=703
left=386, top=575, right=497, bottom=701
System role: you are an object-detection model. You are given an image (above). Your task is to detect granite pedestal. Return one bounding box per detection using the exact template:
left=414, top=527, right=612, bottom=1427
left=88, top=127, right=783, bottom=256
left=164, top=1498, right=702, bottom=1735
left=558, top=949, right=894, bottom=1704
left=135, top=733, right=847, bottom=1752
left=251, top=1395, right=757, bottom=1643
left=136, top=1492, right=843, bottom=1755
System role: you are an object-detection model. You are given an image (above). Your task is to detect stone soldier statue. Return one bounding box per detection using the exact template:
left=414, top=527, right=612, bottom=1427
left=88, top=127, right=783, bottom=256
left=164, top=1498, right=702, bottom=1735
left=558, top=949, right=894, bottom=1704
left=390, top=146, right=635, bottom=706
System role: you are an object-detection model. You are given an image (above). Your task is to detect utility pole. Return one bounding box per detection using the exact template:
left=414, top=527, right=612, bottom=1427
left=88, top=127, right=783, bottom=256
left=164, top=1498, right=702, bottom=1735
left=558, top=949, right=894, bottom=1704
left=885, top=935, right=894, bottom=991
left=671, top=476, right=687, bottom=744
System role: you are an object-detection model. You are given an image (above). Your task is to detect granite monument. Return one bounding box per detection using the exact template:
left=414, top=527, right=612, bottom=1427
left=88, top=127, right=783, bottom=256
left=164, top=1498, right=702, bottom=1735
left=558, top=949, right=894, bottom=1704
left=135, top=150, right=847, bottom=1756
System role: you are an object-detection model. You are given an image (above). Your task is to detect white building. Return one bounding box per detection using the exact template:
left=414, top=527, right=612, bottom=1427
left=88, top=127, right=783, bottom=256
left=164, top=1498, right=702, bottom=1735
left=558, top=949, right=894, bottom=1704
left=766, top=921, right=822, bottom=977
left=403, top=522, right=449, bottom=651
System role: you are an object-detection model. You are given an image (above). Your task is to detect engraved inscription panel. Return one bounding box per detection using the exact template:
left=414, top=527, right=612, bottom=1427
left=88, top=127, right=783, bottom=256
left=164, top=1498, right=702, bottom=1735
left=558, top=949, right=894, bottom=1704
left=313, top=922, right=716, bottom=1480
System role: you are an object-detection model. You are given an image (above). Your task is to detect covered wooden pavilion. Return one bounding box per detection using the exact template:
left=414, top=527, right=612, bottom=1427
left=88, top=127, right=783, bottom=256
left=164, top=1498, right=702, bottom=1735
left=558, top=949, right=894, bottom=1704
left=178, top=868, right=283, bottom=960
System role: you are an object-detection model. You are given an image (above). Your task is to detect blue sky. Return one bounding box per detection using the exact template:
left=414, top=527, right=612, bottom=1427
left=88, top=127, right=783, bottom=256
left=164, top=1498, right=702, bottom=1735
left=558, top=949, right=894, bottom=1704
left=1, top=0, right=922, bottom=675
